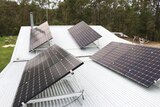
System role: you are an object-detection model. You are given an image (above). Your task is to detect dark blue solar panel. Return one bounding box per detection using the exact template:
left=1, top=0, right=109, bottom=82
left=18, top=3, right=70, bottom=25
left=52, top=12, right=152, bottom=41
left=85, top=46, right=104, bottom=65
left=29, top=21, right=52, bottom=52
left=13, top=45, right=83, bottom=107
left=68, top=21, right=102, bottom=48
left=91, top=42, right=160, bottom=87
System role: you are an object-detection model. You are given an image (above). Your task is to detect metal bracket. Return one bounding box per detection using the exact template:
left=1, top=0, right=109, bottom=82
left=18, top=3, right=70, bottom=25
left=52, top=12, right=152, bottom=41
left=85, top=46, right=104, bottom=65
left=34, top=40, right=51, bottom=53
left=83, top=39, right=100, bottom=49
left=27, top=92, right=83, bottom=104
left=93, top=40, right=100, bottom=49
left=13, top=59, right=29, bottom=62
left=21, top=102, right=27, bottom=107
left=22, top=72, right=84, bottom=107
left=70, top=70, right=74, bottom=75
left=69, top=70, right=84, bottom=96
left=154, top=78, right=160, bottom=88
left=22, top=91, right=84, bottom=107
left=75, top=55, right=91, bottom=58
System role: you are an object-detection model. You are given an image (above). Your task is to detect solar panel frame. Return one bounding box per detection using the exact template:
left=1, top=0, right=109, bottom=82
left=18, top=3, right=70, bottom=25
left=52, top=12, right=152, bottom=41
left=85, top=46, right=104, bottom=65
left=68, top=21, right=102, bottom=48
left=91, top=42, right=160, bottom=88
left=29, top=21, right=53, bottom=52
left=13, top=45, right=83, bottom=107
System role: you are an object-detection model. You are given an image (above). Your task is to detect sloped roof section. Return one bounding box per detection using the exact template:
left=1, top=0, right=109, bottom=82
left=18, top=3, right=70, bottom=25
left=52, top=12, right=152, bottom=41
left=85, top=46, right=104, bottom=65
left=1, top=25, right=160, bottom=107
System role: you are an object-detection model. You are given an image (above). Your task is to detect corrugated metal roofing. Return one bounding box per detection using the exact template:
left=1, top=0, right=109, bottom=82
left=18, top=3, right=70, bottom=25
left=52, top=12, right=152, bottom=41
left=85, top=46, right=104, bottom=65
left=0, top=25, right=160, bottom=107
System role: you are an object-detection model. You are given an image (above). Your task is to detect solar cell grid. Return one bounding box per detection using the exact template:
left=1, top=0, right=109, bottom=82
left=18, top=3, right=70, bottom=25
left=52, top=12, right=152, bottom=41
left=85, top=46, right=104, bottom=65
left=91, top=42, right=160, bottom=87
left=68, top=21, right=102, bottom=48
left=13, top=45, right=83, bottom=107
left=29, top=21, right=53, bottom=52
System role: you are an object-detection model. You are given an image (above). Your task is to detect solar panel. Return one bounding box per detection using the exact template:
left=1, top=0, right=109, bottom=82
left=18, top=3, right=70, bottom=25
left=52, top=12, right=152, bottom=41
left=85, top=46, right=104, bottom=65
left=13, top=45, right=83, bottom=107
left=68, top=21, right=102, bottom=48
left=91, top=42, right=160, bottom=87
left=29, top=21, right=52, bottom=52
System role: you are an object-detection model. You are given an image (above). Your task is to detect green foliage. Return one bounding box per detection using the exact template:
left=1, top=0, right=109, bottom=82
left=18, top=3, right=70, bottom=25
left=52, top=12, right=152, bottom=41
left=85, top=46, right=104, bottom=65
left=0, top=0, right=160, bottom=41
left=0, top=36, right=17, bottom=72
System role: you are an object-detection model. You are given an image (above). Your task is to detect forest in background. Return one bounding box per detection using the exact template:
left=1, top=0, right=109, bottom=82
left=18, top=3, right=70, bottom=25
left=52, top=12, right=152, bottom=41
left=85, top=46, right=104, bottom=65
left=0, top=0, right=160, bottom=41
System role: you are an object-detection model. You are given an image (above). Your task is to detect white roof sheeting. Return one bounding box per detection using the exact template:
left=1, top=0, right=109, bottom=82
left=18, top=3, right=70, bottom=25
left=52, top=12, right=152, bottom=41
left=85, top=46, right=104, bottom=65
left=0, top=25, right=160, bottom=107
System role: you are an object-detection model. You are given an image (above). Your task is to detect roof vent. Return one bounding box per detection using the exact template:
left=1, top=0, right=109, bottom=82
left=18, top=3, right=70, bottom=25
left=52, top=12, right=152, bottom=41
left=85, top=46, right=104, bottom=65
left=30, top=12, right=34, bottom=29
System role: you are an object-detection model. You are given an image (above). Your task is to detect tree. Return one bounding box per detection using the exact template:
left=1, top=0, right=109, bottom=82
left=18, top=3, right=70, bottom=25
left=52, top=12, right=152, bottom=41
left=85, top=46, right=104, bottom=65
left=0, top=0, right=160, bottom=41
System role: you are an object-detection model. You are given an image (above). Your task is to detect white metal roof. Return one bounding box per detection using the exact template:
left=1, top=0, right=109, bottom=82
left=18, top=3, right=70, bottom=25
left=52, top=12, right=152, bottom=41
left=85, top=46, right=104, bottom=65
left=0, top=25, right=160, bottom=107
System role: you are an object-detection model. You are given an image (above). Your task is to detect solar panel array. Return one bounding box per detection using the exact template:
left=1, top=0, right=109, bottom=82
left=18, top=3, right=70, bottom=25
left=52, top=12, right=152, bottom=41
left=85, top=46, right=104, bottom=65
left=29, top=21, right=52, bottom=52
left=91, top=42, right=160, bottom=87
left=13, top=45, right=83, bottom=107
left=68, top=21, right=102, bottom=48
